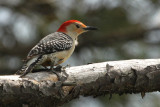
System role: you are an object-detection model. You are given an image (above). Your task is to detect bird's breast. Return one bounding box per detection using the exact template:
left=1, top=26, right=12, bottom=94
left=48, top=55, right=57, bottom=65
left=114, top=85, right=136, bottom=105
left=54, top=44, right=75, bottom=64
left=42, top=44, right=75, bottom=66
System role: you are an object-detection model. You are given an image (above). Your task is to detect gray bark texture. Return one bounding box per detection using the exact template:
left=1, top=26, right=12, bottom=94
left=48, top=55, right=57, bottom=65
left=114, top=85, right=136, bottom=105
left=1, top=59, right=160, bottom=107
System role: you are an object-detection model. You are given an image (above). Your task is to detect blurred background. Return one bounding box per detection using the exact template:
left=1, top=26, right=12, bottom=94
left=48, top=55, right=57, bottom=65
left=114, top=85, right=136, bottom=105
left=0, top=0, right=160, bottom=107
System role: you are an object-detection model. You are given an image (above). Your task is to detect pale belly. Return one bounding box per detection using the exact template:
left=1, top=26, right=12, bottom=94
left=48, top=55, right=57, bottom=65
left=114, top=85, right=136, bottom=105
left=42, top=45, right=75, bottom=66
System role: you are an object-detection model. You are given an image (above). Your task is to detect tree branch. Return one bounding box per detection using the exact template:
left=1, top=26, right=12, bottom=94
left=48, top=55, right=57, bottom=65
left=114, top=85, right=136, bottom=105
left=1, top=59, right=160, bottom=106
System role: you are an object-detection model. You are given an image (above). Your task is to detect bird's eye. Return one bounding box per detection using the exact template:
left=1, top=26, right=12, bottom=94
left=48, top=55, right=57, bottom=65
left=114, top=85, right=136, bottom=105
left=76, top=25, right=80, bottom=28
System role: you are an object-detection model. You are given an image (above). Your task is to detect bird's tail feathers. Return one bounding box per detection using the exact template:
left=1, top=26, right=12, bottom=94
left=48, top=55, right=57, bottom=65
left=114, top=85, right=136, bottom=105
left=16, top=55, right=43, bottom=77
left=15, top=64, right=28, bottom=75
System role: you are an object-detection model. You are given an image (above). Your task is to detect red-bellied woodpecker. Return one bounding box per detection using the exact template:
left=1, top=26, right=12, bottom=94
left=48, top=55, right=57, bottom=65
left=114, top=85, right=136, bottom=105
left=18, top=20, right=97, bottom=77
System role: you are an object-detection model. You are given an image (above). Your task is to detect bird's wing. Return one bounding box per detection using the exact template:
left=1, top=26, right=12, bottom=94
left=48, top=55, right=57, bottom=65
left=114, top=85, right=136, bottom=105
left=25, top=32, right=73, bottom=61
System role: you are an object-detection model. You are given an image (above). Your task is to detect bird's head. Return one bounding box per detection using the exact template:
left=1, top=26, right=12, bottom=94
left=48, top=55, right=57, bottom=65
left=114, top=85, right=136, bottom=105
left=57, top=20, right=97, bottom=38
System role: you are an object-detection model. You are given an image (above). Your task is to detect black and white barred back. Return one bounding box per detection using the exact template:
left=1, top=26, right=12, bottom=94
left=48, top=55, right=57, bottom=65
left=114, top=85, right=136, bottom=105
left=17, top=32, right=73, bottom=76
left=27, top=32, right=73, bottom=60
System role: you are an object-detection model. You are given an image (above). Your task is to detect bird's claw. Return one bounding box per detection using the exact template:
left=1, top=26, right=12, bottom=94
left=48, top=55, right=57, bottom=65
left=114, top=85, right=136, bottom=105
left=53, top=65, right=69, bottom=81
left=54, top=64, right=70, bottom=72
left=50, top=65, right=69, bottom=82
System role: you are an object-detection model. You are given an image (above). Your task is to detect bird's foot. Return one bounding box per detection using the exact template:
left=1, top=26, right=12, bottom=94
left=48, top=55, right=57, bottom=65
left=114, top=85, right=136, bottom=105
left=51, top=65, right=69, bottom=82
left=52, top=65, right=75, bottom=98
left=53, top=65, right=69, bottom=81
left=51, top=71, right=64, bottom=81
left=54, top=64, right=70, bottom=72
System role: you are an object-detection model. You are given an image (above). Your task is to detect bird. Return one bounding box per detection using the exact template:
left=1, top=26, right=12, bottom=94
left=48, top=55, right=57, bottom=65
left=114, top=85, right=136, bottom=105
left=17, top=20, right=97, bottom=77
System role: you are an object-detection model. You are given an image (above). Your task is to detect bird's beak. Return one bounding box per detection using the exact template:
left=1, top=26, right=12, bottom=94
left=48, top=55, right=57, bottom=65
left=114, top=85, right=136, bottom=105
left=83, top=26, right=98, bottom=31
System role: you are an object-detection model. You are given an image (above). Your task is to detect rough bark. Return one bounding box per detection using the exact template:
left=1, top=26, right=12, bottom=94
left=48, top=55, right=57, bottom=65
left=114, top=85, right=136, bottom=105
left=1, top=59, right=160, bottom=107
